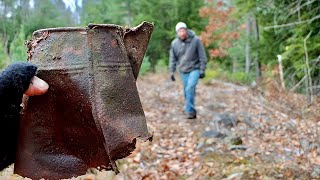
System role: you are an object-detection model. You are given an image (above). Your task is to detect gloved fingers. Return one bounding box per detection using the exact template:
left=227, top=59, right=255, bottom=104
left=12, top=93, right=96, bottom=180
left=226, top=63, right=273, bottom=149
left=24, top=76, right=49, bottom=96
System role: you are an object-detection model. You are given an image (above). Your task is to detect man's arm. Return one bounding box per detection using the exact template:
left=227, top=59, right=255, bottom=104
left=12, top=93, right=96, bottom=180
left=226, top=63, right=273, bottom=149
left=197, top=38, right=207, bottom=77
left=169, top=42, right=177, bottom=81
left=169, top=42, right=177, bottom=74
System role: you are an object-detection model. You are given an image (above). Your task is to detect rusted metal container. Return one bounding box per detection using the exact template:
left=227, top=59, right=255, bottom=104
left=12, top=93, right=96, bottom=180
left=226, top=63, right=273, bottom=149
left=15, top=22, right=154, bottom=179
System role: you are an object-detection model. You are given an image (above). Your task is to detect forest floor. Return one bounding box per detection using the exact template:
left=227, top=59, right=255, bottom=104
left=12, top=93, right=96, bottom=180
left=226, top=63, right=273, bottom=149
left=2, top=73, right=320, bottom=180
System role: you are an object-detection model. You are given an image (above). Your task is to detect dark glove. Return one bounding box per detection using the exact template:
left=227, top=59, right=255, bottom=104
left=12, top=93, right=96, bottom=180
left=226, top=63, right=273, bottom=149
left=0, top=62, right=37, bottom=170
left=170, top=74, right=175, bottom=81
left=200, top=72, right=205, bottom=79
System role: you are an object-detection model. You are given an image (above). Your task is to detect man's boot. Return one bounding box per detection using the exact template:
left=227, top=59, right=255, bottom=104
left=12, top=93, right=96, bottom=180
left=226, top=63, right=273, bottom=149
left=186, top=111, right=196, bottom=119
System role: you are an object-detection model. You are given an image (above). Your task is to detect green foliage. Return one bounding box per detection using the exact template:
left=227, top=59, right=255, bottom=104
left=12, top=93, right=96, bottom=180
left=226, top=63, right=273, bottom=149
left=155, top=58, right=169, bottom=73
left=10, top=25, right=27, bottom=62
left=139, top=57, right=169, bottom=75
left=175, top=0, right=206, bottom=34
left=81, top=0, right=204, bottom=70
left=139, top=56, right=151, bottom=76
left=2, top=0, right=319, bottom=95
left=81, top=0, right=129, bottom=25
left=227, top=35, right=246, bottom=72
left=0, top=39, right=10, bottom=69
left=23, top=0, right=74, bottom=36
left=132, top=0, right=205, bottom=70
left=132, top=0, right=178, bottom=69
left=1, top=0, right=206, bottom=76
left=231, top=0, right=320, bottom=92
left=204, top=61, right=254, bottom=85
left=227, top=72, right=254, bottom=85
left=0, top=0, right=75, bottom=66
left=202, top=69, right=220, bottom=84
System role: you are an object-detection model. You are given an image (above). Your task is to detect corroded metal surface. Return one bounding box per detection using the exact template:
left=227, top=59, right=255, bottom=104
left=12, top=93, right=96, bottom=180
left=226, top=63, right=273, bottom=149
left=15, top=22, right=154, bottom=180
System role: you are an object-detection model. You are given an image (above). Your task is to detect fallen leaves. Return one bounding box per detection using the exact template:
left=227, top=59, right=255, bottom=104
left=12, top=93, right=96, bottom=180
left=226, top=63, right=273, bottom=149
left=2, top=73, right=320, bottom=179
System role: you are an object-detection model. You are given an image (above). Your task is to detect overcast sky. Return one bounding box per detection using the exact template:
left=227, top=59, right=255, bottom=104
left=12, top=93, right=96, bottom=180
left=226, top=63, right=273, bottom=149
left=62, top=0, right=82, bottom=12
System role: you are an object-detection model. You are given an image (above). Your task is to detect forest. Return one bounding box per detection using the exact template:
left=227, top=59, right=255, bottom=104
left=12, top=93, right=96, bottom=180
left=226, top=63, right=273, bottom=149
left=1, top=0, right=319, bottom=96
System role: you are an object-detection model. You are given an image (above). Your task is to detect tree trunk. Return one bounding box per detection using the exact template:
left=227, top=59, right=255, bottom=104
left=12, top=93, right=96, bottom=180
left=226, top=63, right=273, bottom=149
left=245, top=15, right=251, bottom=75
left=232, top=57, right=237, bottom=73
left=252, top=15, right=261, bottom=83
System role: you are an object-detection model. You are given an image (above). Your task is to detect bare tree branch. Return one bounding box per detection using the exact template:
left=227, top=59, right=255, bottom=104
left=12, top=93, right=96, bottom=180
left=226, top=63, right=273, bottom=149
left=304, top=31, right=313, bottom=103
left=287, top=0, right=317, bottom=18
left=264, top=14, right=320, bottom=29
left=297, top=0, right=301, bottom=21
left=282, top=0, right=300, bottom=13
left=290, top=75, right=307, bottom=92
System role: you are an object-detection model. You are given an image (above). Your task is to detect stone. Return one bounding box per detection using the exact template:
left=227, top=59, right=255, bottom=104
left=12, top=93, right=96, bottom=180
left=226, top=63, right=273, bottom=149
left=212, top=113, right=238, bottom=129
left=230, top=136, right=243, bottom=145
left=226, top=172, right=244, bottom=180
left=311, top=165, right=320, bottom=179
left=201, top=130, right=227, bottom=139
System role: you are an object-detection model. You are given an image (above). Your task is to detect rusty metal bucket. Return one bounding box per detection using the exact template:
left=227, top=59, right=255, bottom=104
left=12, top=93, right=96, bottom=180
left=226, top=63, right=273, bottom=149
left=15, top=22, right=154, bottom=179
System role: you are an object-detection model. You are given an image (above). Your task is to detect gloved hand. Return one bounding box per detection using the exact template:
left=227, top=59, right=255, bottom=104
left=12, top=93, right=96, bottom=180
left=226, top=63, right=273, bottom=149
left=170, top=73, right=175, bottom=81
left=200, top=72, right=205, bottom=79
left=0, top=62, right=49, bottom=170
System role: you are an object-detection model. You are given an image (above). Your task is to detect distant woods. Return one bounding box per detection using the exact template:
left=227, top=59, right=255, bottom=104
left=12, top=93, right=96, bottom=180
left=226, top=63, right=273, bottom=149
left=1, top=0, right=319, bottom=98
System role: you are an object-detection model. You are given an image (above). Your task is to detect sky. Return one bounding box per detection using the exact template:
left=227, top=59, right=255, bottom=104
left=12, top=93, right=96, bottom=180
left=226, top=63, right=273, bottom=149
left=62, top=0, right=82, bottom=12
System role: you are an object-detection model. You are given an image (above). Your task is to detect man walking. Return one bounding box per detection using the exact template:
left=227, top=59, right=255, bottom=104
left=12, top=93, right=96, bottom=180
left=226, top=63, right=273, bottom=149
left=169, top=22, right=207, bottom=119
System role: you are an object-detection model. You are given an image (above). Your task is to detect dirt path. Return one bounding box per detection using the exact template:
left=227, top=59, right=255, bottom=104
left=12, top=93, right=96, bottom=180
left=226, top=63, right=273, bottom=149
left=1, top=73, right=320, bottom=179
left=116, top=73, right=320, bottom=179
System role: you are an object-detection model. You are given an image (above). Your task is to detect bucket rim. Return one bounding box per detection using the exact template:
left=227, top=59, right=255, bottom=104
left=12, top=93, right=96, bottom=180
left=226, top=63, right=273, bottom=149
left=33, top=27, right=87, bottom=36
left=33, top=23, right=126, bottom=36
